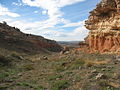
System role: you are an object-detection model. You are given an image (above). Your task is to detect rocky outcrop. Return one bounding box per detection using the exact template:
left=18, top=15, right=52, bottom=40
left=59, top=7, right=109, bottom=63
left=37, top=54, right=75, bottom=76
left=85, top=0, right=120, bottom=54
left=0, top=22, right=62, bottom=53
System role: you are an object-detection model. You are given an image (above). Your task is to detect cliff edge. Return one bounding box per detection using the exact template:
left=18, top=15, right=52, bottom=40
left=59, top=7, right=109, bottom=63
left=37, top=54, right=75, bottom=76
left=85, top=0, right=120, bottom=54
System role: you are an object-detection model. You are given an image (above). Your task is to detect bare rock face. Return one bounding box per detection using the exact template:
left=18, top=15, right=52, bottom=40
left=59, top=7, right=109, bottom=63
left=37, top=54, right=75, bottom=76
left=85, top=0, right=120, bottom=53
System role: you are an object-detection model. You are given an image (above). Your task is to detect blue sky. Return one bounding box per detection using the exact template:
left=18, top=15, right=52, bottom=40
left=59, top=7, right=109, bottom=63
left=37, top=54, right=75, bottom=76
left=0, top=0, right=100, bottom=41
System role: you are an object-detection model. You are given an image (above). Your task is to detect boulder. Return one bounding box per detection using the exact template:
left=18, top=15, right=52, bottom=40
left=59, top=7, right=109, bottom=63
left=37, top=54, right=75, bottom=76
left=95, top=73, right=107, bottom=80
left=43, top=56, right=48, bottom=60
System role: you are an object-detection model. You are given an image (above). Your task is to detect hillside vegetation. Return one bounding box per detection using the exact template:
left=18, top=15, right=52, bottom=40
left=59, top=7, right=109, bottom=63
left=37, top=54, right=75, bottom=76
left=0, top=46, right=120, bottom=90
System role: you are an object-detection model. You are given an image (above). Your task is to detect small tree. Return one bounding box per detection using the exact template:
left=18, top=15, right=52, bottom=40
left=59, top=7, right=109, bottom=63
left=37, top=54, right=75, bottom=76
left=2, top=21, right=7, bottom=25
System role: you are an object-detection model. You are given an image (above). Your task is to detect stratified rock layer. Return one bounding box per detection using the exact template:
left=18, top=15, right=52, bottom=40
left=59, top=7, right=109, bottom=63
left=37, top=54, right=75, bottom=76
left=85, top=0, right=120, bottom=53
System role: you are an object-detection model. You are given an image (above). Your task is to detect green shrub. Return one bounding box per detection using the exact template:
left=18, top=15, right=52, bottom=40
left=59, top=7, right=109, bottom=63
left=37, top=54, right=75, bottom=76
left=17, top=82, right=31, bottom=87
left=99, top=80, right=108, bottom=87
left=99, top=80, right=119, bottom=90
left=34, top=86, right=45, bottom=90
left=17, top=82, right=45, bottom=90
left=69, top=59, right=85, bottom=70
left=0, top=55, right=11, bottom=66
left=23, top=64, right=34, bottom=70
left=51, top=80, right=69, bottom=90
left=55, top=66, right=65, bottom=72
left=85, top=62, right=94, bottom=67
left=0, top=86, right=7, bottom=90
left=10, top=52, right=24, bottom=61
left=48, top=75, right=63, bottom=81
left=75, top=75, right=82, bottom=82
left=0, top=72, right=9, bottom=79
left=0, top=69, right=18, bottom=79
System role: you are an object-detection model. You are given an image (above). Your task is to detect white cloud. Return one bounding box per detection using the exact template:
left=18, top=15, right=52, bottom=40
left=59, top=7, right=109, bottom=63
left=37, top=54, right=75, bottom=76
left=0, top=0, right=88, bottom=41
left=21, top=0, right=85, bottom=28
left=0, top=17, right=88, bottom=41
left=42, top=10, right=47, bottom=15
left=12, top=2, right=19, bottom=6
left=61, top=21, right=88, bottom=41
left=40, top=20, right=89, bottom=41
left=62, top=20, right=85, bottom=27
left=0, top=4, right=20, bottom=17
left=22, top=0, right=85, bottom=18
left=12, top=0, right=23, bottom=6
left=22, top=0, right=61, bottom=18
left=34, top=11, right=39, bottom=13
left=12, top=2, right=23, bottom=6
left=54, top=26, right=88, bottom=41
left=58, top=0, right=85, bottom=7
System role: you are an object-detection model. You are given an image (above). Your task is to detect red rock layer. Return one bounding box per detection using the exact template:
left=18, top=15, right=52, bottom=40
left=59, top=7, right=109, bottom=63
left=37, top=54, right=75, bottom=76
left=85, top=0, right=120, bottom=54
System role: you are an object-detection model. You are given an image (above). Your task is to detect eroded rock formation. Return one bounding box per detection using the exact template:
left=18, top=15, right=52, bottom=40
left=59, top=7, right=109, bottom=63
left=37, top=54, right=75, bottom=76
left=85, top=0, right=120, bottom=53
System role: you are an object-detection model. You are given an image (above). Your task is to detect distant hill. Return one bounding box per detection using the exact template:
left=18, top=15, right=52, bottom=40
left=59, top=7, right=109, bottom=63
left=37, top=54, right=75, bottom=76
left=58, top=41, right=80, bottom=48
left=0, top=22, right=62, bottom=54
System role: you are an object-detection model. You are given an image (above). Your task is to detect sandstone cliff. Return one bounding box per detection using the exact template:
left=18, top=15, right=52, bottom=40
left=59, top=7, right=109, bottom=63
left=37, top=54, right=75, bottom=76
left=85, top=0, right=120, bottom=53
left=0, top=22, right=62, bottom=54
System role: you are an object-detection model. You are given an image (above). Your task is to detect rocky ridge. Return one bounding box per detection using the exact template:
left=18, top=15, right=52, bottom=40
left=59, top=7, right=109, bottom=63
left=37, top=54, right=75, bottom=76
left=85, top=0, right=120, bottom=54
left=0, top=22, right=62, bottom=54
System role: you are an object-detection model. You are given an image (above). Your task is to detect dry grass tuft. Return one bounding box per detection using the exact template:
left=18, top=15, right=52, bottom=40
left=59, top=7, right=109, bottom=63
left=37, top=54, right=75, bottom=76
left=109, top=82, right=120, bottom=88
left=85, top=59, right=110, bottom=67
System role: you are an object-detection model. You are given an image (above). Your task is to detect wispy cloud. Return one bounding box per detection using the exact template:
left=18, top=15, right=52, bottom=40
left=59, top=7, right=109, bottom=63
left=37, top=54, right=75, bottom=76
left=62, top=21, right=85, bottom=27
left=0, top=4, right=20, bottom=17
left=12, top=0, right=23, bottom=6
left=0, top=0, right=89, bottom=41
left=42, top=10, right=47, bottom=15
left=12, top=2, right=22, bottom=6
left=1, top=18, right=88, bottom=41
left=34, top=11, right=39, bottom=13
left=21, top=0, right=86, bottom=28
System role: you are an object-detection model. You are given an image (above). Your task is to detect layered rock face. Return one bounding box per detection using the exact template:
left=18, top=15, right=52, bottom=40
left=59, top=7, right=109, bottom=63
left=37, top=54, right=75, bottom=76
left=85, top=0, right=120, bottom=53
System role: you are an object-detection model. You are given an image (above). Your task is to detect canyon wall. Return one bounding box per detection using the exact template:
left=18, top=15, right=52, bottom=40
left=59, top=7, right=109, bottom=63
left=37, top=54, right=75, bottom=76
left=85, top=0, right=120, bottom=53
